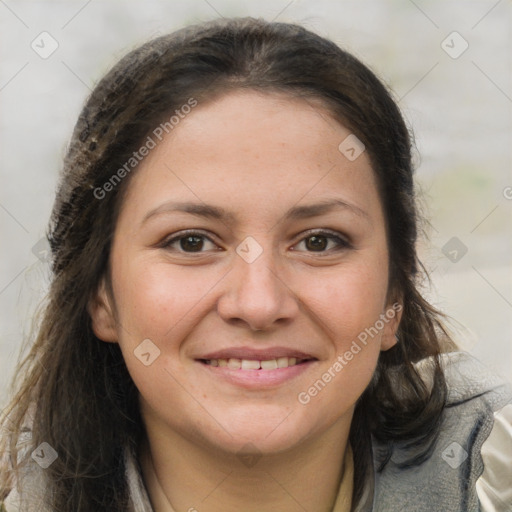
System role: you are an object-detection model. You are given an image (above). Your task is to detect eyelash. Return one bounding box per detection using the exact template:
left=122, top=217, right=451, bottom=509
left=159, top=229, right=351, bottom=255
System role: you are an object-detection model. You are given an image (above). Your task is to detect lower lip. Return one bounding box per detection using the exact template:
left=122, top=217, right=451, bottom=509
left=197, top=360, right=316, bottom=389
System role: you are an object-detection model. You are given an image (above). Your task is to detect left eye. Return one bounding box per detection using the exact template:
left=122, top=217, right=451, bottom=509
left=160, top=230, right=350, bottom=254
left=293, top=231, right=350, bottom=252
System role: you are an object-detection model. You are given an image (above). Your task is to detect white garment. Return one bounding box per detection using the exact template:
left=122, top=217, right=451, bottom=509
left=476, top=404, right=512, bottom=512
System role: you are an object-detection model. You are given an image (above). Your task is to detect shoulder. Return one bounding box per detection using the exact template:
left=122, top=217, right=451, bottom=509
left=1, top=453, right=52, bottom=512
left=372, top=351, right=512, bottom=512
left=440, top=351, right=512, bottom=409
left=440, top=351, right=512, bottom=511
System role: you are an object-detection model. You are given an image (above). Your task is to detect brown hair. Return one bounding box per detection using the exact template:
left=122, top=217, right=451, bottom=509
left=0, top=17, right=456, bottom=510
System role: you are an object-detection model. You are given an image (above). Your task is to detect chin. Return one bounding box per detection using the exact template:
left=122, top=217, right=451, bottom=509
left=194, top=403, right=320, bottom=457
left=209, top=428, right=305, bottom=458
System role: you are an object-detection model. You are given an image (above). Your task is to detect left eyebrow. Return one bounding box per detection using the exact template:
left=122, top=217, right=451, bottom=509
left=283, top=198, right=370, bottom=222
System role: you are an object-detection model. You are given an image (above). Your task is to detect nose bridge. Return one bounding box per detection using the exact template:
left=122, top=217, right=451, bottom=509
left=234, top=234, right=284, bottom=298
left=217, top=234, right=297, bottom=330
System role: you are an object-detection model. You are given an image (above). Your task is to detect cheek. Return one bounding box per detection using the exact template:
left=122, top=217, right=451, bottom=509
left=306, top=259, right=389, bottom=346
left=296, top=257, right=388, bottom=404
left=110, top=258, right=213, bottom=416
left=112, top=257, right=212, bottom=342
left=297, top=272, right=385, bottom=420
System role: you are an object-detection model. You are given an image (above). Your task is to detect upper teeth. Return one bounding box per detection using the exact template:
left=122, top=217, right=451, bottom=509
left=205, top=357, right=300, bottom=369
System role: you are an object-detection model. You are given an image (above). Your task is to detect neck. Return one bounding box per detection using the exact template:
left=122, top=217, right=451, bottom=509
left=139, top=414, right=352, bottom=512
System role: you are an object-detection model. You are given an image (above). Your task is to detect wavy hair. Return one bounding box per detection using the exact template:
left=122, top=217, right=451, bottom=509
left=0, top=17, right=456, bottom=510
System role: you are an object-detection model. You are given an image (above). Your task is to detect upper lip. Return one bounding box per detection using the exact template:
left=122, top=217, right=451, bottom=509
left=197, top=346, right=316, bottom=361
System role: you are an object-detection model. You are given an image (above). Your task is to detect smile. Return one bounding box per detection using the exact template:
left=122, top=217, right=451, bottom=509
left=202, top=356, right=306, bottom=370
left=196, top=348, right=317, bottom=389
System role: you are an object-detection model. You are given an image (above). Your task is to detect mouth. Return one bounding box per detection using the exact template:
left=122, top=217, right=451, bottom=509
left=199, top=356, right=310, bottom=370
left=195, top=347, right=317, bottom=389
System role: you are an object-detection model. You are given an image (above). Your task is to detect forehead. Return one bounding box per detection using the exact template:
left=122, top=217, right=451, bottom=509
left=168, top=89, right=361, bottom=167
left=119, top=89, right=382, bottom=226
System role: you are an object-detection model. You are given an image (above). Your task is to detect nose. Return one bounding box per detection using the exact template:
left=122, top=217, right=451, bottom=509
left=217, top=244, right=299, bottom=332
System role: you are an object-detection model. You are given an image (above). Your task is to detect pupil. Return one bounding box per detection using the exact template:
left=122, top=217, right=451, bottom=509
left=307, top=235, right=327, bottom=251
left=181, top=236, right=203, bottom=252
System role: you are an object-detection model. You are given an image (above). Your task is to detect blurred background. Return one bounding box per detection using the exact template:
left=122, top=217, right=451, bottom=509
left=1, top=0, right=511, bottom=406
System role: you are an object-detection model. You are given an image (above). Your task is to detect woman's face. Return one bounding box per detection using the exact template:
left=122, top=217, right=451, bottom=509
left=90, top=90, right=400, bottom=456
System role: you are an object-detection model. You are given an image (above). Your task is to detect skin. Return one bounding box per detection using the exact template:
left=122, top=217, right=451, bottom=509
left=89, top=90, right=401, bottom=512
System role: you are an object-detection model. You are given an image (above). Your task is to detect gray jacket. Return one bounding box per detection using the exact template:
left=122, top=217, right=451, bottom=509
left=366, top=352, right=512, bottom=512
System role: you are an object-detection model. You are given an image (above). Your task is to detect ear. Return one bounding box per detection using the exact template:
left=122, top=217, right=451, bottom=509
left=380, top=300, right=403, bottom=351
left=88, top=278, right=118, bottom=343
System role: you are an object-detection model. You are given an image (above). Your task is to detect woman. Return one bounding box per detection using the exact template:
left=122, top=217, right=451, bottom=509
left=1, top=17, right=510, bottom=512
